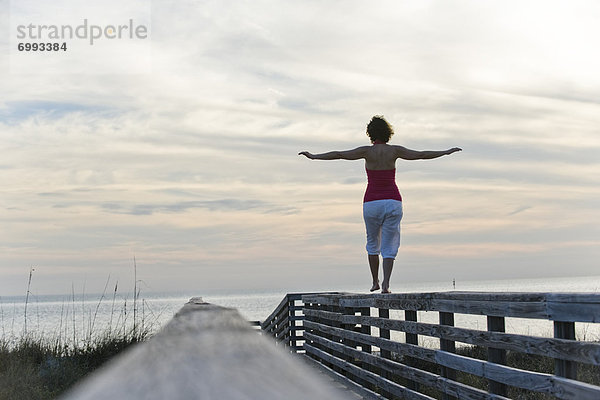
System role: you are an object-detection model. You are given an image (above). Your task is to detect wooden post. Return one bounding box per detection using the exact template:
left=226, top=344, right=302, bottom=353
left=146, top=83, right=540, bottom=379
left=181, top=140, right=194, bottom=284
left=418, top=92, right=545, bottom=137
left=305, top=301, right=326, bottom=365
left=554, top=321, right=577, bottom=379
left=378, top=307, right=391, bottom=359
left=487, top=316, right=507, bottom=396
left=324, top=303, right=341, bottom=374
left=439, top=312, right=457, bottom=400
left=377, top=306, right=394, bottom=398
left=404, top=310, right=420, bottom=392
left=342, top=306, right=373, bottom=390
left=340, top=305, right=356, bottom=351
left=357, top=307, right=376, bottom=393
left=303, top=301, right=314, bottom=359
left=359, top=307, right=371, bottom=354
left=405, top=310, right=418, bottom=346
left=289, top=296, right=296, bottom=349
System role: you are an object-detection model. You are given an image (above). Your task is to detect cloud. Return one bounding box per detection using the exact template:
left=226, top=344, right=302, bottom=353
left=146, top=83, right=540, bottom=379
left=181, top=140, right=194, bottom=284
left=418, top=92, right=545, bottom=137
left=100, top=199, right=298, bottom=216
left=1, top=100, right=114, bottom=123
left=507, top=206, right=532, bottom=216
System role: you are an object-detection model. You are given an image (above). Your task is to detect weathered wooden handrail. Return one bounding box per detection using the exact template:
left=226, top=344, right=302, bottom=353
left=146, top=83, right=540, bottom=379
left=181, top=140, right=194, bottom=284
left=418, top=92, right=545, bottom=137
left=61, top=297, right=348, bottom=400
left=297, top=291, right=600, bottom=400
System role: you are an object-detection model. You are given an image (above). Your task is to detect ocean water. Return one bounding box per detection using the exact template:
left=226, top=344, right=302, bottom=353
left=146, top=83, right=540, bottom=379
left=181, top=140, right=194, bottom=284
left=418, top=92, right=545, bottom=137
left=1, top=275, right=599, bottom=346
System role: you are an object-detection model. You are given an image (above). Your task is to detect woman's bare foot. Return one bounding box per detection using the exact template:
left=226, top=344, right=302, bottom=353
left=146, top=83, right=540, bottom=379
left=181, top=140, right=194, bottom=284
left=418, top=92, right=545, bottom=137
left=370, top=281, right=380, bottom=292
left=381, top=282, right=391, bottom=293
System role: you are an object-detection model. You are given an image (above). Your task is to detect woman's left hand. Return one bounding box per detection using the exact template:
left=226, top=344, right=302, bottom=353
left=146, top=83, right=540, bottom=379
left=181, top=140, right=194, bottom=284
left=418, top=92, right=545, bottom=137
left=446, top=147, right=462, bottom=155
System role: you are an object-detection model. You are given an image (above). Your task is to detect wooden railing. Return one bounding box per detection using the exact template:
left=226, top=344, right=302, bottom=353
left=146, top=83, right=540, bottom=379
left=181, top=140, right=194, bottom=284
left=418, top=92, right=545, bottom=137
left=261, top=292, right=340, bottom=352
left=61, top=297, right=348, bottom=400
left=263, top=291, right=600, bottom=400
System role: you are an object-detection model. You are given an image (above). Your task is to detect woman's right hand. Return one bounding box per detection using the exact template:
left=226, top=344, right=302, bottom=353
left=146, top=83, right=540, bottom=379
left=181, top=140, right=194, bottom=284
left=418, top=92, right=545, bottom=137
left=298, top=151, right=314, bottom=159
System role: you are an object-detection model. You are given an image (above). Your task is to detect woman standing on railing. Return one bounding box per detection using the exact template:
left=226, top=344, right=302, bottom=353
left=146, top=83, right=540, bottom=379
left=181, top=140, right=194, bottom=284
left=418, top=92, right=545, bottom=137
left=299, top=116, right=461, bottom=293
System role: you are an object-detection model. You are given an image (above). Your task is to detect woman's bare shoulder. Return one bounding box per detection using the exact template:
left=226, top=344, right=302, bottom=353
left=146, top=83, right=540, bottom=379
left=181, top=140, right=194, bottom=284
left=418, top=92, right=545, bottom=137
left=390, top=145, right=413, bottom=157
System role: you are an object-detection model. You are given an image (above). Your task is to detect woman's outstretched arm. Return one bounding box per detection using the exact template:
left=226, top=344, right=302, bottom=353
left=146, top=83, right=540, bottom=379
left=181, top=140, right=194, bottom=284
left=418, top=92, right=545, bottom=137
left=394, top=146, right=462, bottom=160
left=299, top=146, right=369, bottom=160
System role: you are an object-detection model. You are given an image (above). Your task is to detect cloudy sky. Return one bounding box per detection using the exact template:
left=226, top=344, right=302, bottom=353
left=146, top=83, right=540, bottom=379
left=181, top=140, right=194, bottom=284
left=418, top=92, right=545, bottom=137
left=1, top=0, right=599, bottom=296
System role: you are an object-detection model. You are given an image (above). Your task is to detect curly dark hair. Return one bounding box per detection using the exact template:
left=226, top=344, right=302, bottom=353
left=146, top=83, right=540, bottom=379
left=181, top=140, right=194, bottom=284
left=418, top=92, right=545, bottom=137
left=366, top=115, right=394, bottom=143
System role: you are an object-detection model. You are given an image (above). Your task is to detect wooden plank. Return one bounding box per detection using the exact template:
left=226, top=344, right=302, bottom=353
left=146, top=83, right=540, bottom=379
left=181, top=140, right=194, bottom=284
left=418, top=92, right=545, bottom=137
left=312, top=292, right=600, bottom=321
left=302, top=355, right=386, bottom=400
left=338, top=313, right=600, bottom=365
left=340, top=296, right=488, bottom=315
left=306, top=293, right=600, bottom=322
left=552, top=375, right=600, bottom=400
left=303, top=308, right=344, bottom=322
left=435, top=351, right=557, bottom=393
left=388, top=291, right=599, bottom=303
left=337, top=292, right=550, bottom=302
left=304, top=342, right=436, bottom=400
left=302, top=293, right=346, bottom=307
left=63, top=299, right=349, bottom=400
left=548, top=302, right=600, bottom=323
left=398, top=292, right=548, bottom=302
left=434, top=351, right=600, bottom=398
left=305, top=331, right=511, bottom=400
left=384, top=298, right=550, bottom=319
left=546, top=293, right=600, bottom=304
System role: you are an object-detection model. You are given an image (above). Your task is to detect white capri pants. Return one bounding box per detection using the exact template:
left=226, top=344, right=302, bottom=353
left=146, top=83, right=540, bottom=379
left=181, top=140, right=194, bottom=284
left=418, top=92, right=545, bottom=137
left=363, top=199, right=403, bottom=259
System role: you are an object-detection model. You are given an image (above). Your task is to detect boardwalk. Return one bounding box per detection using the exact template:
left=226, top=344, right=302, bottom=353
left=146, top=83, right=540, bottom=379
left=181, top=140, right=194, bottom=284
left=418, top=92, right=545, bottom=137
left=62, top=292, right=600, bottom=400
